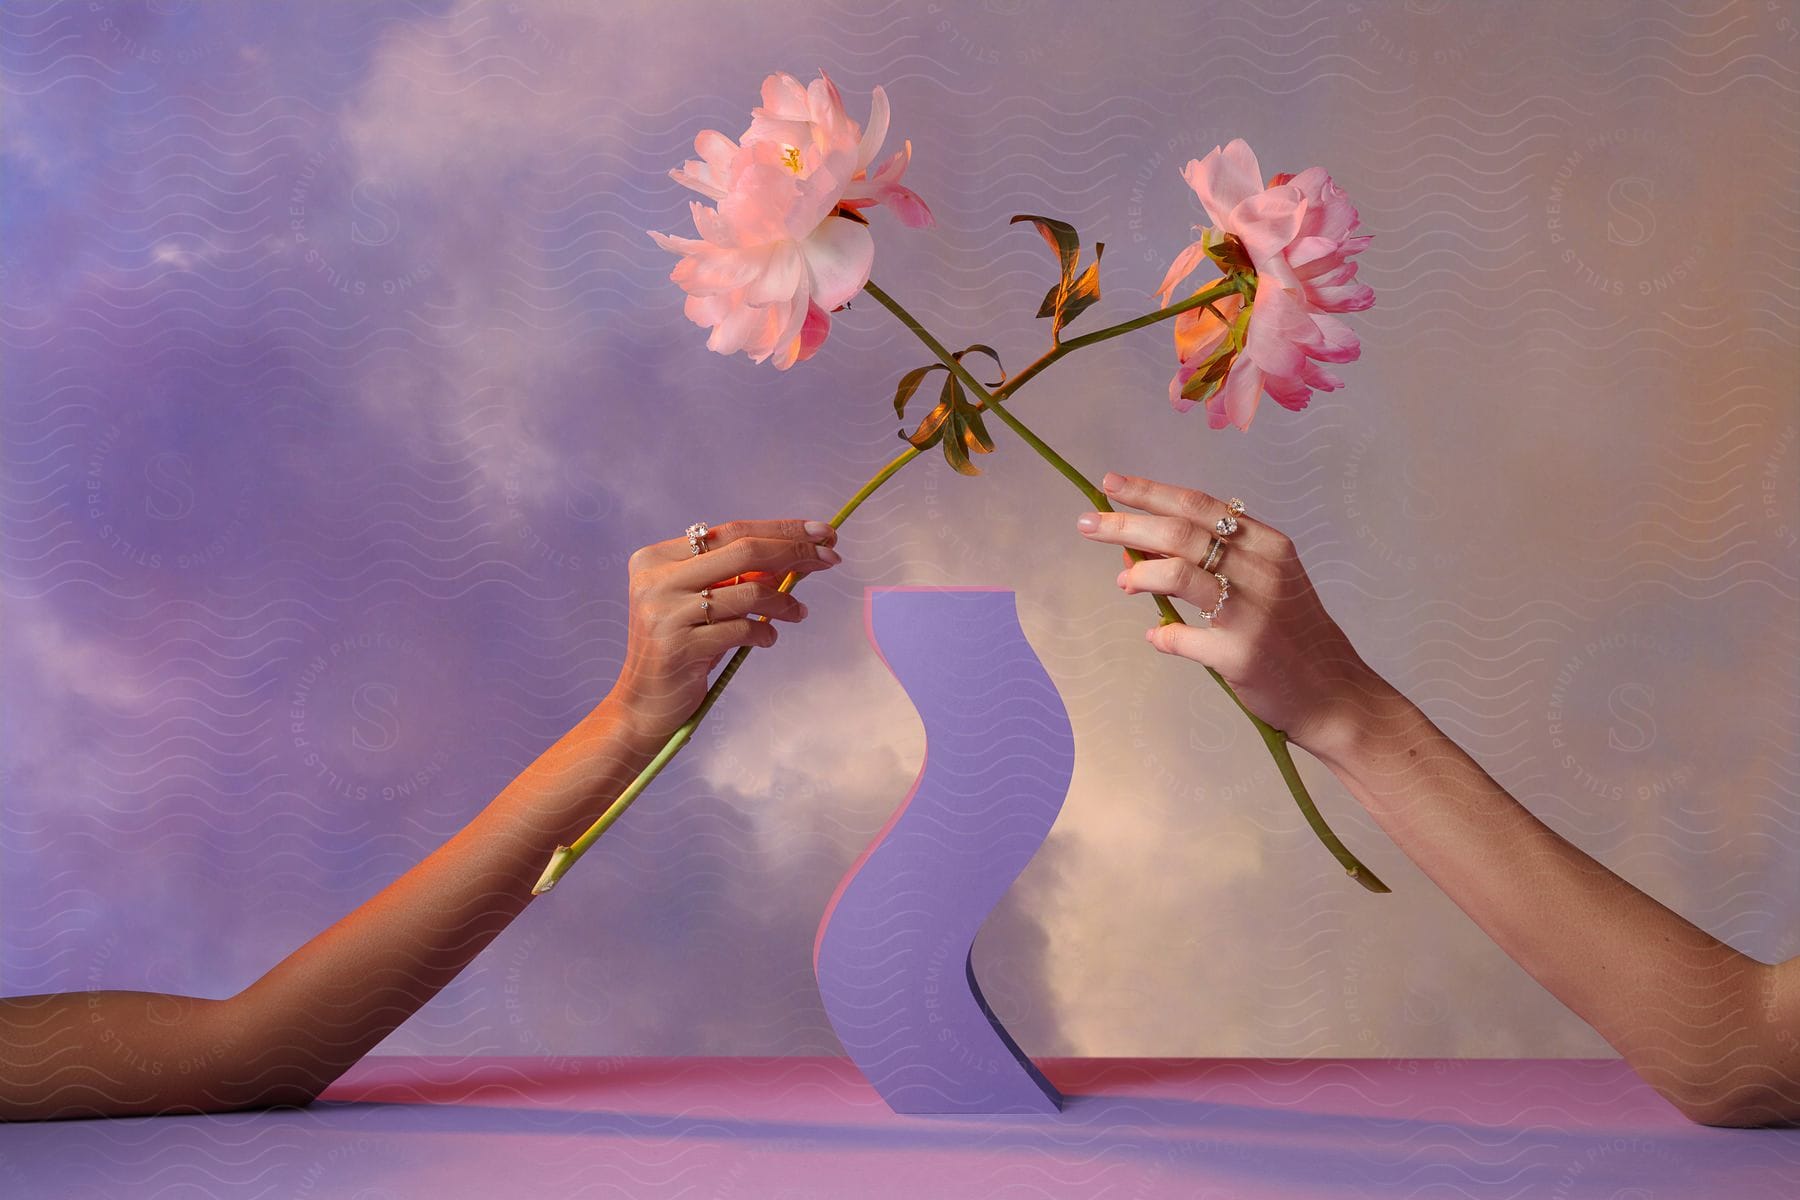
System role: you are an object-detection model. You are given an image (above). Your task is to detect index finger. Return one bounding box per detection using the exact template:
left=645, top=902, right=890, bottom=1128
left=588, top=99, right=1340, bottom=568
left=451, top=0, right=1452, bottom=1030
left=648, top=517, right=837, bottom=563
left=1100, top=471, right=1230, bottom=524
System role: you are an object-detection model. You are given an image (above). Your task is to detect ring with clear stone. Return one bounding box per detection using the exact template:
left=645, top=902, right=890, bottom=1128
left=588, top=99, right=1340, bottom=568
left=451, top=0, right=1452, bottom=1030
left=686, top=521, right=710, bottom=555
left=1201, top=536, right=1226, bottom=572
left=1213, top=497, right=1247, bottom=538
left=700, top=584, right=713, bottom=624
left=1195, top=572, right=1230, bottom=620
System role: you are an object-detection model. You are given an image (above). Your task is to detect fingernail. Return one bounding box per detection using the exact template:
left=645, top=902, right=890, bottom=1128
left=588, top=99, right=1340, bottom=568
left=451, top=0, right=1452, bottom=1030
left=1075, top=513, right=1099, bottom=533
left=1102, top=472, right=1123, bottom=492
left=804, top=519, right=834, bottom=541
left=817, top=545, right=842, bottom=565
left=1115, top=569, right=1127, bottom=588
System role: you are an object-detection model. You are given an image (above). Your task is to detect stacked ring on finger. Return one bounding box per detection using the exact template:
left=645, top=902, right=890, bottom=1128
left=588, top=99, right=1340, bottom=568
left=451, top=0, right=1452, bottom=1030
left=686, top=522, right=714, bottom=622
left=1200, top=498, right=1246, bottom=572
left=1194, top=572, right=1230, bottom=620
left=1213, top=497, right=1247, bottom=537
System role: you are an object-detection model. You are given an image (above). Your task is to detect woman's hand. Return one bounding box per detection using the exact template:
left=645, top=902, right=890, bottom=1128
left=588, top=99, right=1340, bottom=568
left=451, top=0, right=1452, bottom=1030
left=611, top=517, right=842, bottom=741
left=1074, top=470, right=1386, bottom=761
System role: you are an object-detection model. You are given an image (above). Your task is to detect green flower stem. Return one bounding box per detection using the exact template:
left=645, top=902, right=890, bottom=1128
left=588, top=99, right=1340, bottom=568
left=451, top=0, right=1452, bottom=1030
left=989, top=276, right=1248, bottom=401
left=532, top=267, right=1378, bottom=896
left=861, top=279, right=1389, bottom=894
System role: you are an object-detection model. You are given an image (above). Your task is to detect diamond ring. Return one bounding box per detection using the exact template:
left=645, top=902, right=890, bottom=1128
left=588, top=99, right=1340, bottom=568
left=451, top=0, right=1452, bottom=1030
left=1200, top=536, right=1226, bottom=572
left=1212, top=497, right=1247, bottom=539
left=1195, top=572, right=1230, bottom=620
left=686, top=521, right=710, bottom=555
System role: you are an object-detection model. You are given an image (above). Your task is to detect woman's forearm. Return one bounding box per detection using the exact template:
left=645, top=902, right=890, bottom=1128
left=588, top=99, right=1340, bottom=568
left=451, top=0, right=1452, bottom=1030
left=217, top=692, right=671, bottom=1100
left=1307, top=675, right=1798, bottom=1127
left=1, top=693, right=667, bottom=1120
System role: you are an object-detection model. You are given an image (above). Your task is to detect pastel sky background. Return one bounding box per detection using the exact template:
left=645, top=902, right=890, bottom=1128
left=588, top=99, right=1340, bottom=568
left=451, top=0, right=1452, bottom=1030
left=1, top=0, right=1795, bottom=1061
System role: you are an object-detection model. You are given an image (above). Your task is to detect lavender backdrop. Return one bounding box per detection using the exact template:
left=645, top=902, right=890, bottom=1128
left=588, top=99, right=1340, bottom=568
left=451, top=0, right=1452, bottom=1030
left=2, top=0, right=1795, bottom=1062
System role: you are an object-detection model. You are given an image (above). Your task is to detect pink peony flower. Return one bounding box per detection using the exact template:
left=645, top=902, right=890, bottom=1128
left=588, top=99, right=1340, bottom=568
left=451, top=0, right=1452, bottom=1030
left=1157, top=138, right=1374, bottom=430
left=649, top=71, right=933, bottom=369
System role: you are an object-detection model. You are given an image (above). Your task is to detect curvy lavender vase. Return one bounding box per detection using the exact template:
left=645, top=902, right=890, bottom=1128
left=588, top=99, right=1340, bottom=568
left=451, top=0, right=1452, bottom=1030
left=813, top=586, right=1070, bottom=1115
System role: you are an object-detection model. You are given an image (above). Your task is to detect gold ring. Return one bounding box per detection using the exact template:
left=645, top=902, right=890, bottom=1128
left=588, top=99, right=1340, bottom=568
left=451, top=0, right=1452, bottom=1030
left=1195, top=572, right=1230, bottom=620
left=1201, top=536, right=1226, bottom=572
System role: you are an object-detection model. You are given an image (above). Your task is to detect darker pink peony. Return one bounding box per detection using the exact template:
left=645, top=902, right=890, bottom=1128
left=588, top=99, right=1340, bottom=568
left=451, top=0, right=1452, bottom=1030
left=1158, top=138, right=1374, bottom=429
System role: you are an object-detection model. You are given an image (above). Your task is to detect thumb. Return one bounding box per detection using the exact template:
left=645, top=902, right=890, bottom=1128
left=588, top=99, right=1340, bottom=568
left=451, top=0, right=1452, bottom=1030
left=1145, top=621, right=1217, bottom=666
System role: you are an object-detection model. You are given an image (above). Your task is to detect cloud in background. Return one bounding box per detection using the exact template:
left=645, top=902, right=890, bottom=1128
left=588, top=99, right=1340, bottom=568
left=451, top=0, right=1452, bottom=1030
left=2, top=0, right=1796, bottom=1060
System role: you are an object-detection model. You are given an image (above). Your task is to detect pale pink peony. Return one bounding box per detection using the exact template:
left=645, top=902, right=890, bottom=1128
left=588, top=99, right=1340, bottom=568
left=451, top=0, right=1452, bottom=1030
left=1157, top=138, right=1374, bottom=430
left=649, top=71, right=933, bottom=369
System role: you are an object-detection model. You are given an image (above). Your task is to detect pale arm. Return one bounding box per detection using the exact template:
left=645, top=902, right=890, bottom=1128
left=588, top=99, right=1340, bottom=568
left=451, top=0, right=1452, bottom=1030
left=1306, top=677, right=1799, bottom=1128
left=1078, top=469, right=1798, bottom=1128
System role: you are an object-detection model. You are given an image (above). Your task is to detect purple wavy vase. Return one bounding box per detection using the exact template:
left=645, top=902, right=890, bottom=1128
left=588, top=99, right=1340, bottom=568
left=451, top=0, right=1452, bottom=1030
left=813, top=586, right=1070, bottom=1115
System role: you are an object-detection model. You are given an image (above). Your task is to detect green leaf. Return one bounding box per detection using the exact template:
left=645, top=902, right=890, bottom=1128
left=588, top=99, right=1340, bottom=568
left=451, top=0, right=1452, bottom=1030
left=1179, top=338, right=1240, bottom=402
left=892, top=364, right=944, bottom=421
left=941, top=415, right=977, bottom=475
left=1013, top=217, right=1108, bottom=341
left=1055, top=242, right=1105, bottom=334
left=1203, top=230, right=1253, bottom=275
left=1010, top=214, right=1080, bottom=285
left=904, top=395, right=954, bottom=449
left=960, top=404, right=996, bottom=454
left=939, top=373, right=984, bottom=476
left=1180, top=373, right=1225, bottom=406
left=953, top=344, right=1005, bottom=388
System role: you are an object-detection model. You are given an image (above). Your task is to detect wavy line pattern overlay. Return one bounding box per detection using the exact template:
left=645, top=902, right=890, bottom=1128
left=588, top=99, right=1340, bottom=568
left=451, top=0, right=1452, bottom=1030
left=2, top=1, right=1797, bottom=1191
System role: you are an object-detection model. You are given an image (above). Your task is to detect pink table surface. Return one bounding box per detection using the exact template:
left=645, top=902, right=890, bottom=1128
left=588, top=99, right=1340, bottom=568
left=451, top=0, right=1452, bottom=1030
left=2, top=1056, right=1795, bottom=1198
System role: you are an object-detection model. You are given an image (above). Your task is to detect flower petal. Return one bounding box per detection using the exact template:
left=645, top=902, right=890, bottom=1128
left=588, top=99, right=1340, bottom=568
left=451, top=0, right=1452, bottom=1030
left=1242, top=285, right=1315, bottom=379
left=1232, top=186, right=1307, bottom=284
left=1261, top=368, right=1314, bottom=413
left=799, top=215, right=875, bottom=310
left=1307, top=311, right=1362, bottom=363
left=857, top=85, right=890, bottom=171
left=1212, top=355, right=1264, bottom=430
left=670, top=242, right=769, bottom=296
left=1173, top=291, right=1240, bottom=362
left=881, top=183, right=935, bottom=228
left=1183, top=138, right=1265, bottom=232
left=1183, top=141, right=1264, bottom=234
left=797, top=300, right=832, bottom=362
left=1155, top=239, right=1209, bottom=307
left=767, top=288, right=815, bottom=369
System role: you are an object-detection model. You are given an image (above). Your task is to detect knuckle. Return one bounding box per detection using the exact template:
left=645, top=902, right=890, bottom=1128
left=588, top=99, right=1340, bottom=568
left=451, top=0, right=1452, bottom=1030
left=1178, top=489, right=1216, bottom=521
left=726, top=535, right=772, bottom=565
